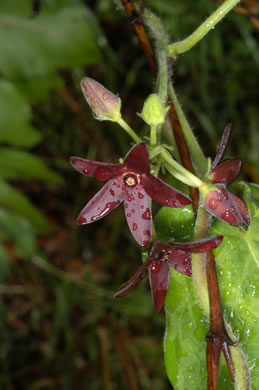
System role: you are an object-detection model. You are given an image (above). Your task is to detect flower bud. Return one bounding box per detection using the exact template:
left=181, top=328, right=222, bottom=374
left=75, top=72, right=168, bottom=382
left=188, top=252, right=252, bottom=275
left=138, top=94, right=169, bottom=127
left=81, top=77, right=121, bottom=122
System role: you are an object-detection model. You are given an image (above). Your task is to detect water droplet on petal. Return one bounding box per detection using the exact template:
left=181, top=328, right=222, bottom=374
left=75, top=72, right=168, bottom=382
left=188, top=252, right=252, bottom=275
left=222, top=210, right=236, bottom=225
left=131, top=209, right=135, bottom=213
left=90, top=201, right=120, bottom=221
left=78, top=215, right=86, bottom=224
left=127, top=213, right=132, bottom=218
left=133, top=223, right=138, bottom=231
left=143, top=240, right=150, bottom=248
left=109, top=189, right=115, bottom=196
left=125, top=203, right=128, bottom=209
left=138, top=192, right=144, bottom=199
left=150, top=262, right=162, bottom=273
left=209, top=196, right=219, bottom=209
left=142, top=208, right=151, bottom=220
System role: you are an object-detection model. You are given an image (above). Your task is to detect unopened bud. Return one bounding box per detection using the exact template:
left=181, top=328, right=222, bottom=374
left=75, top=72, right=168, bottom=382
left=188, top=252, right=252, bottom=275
left=138, top=94, right=169, bottom=127
left=81, top=77, right=121, bottom=122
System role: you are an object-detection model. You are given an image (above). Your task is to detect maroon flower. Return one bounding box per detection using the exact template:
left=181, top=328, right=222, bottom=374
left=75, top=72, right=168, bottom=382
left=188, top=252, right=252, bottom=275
left=114, top=235, right=223, bottom=311
left=70, top=143, right=191, bottom=247
left=202, top=124, right=250, bottom=226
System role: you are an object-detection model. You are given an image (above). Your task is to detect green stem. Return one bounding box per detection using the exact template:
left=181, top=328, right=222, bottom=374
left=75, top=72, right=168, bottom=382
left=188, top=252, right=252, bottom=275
left=168, top=84, right=208, bottom=175
left=150, top=125, right=157, bottom=146
left=192, top=206, right=210, bottom=315
left=143, top=9, right=169, bottom=144
left=168, top=0, right=240, bottom=58
left=161, top=148, right=203, bottom=187
left=117, top=117, right=142, bottom=143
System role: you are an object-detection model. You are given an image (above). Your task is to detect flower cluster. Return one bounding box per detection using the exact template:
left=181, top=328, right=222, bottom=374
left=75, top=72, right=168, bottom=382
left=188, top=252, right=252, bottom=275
left=70, top=79, right=249, bottom=312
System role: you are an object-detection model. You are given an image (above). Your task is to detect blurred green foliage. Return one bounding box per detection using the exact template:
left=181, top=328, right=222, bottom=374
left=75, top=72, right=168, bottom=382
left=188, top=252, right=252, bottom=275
left=0, top=0, right=258, bottom=389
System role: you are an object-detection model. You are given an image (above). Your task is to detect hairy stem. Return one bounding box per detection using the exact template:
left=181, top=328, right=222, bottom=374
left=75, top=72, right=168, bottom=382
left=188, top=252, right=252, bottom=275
left=193, top=205, right=250, bottom=389
left=168, top=84, right=208, bottom=175
left=168, top=0, right=240, bottom=58
left=161, top=148, right=203, bottom=187
left=117, top=117, right=142, bottom=143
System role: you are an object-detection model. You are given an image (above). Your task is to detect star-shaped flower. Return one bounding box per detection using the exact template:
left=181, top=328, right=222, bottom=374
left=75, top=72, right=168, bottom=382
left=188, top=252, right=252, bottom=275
left=201, top=124, right=250, bottom=226
left=114, top=235, right=223, bottom=311
left=70, top=143, right=191, bottom=247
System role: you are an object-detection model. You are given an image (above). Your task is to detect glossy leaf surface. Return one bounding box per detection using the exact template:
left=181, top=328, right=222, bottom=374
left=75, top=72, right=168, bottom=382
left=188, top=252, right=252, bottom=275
left=155, top=183, right=259, bottom=388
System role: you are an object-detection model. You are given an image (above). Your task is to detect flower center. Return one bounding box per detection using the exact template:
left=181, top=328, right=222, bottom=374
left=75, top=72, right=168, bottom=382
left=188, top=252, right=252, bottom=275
left=157, top=250, right=169, bottom=262
left=123, top=173, right=139, bottom=188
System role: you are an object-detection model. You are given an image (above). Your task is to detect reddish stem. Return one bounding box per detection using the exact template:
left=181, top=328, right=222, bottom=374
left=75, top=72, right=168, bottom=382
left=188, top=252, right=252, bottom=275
left=121, top=1, right=235, bottom=388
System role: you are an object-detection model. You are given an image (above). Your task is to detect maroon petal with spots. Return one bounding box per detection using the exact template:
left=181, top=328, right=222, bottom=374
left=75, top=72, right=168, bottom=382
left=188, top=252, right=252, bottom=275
left=70, top=157, right=123, bottom=181
left=204, top=186, right=244, bottom=226
left=114, top=257, right=153, bottom=298
left=149, top=260, right=170, bottom=312
left=167, top=250, right=192, bottom=276
left=77, top=179, right=124, bottom=224
left=212, top=123, right=232, bottom=170
left=212, top=158, right=241, bottom=185
left=124, top=143, right=150, bottom=173
left=230, top=192, right=250, bottom=224
left=124, top=185, right=152, bottom=247
left=142, top=174, right=191, bottom=207
left=170, top=236, right=224, bottom=253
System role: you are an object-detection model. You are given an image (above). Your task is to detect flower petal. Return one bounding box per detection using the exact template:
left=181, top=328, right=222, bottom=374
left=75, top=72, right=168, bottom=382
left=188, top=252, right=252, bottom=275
left=212, top=158, right=241, bottom=185
left=124, top=184, right=152, bottom=247
left=124, top=143, right=150, bottom=173
left=114, top=257, right=153, bottom=298
left=204, top=186, right=243, bottom=226
left=170, top=236, right=224, bottom=252
left=81, top=77, right=120, bottom=121
left=149, top=261, right=169, bottom=312
left=212, top=123, right=232, bottom=169
left=142, top=174, right=191, bottom=207
left=70, top=157, right=122, bottom=181
left=77, top=179, right=124, bottom=224
left=230, top=192, right=250, bottom=225
left=167, top=250, right=192, bottom=276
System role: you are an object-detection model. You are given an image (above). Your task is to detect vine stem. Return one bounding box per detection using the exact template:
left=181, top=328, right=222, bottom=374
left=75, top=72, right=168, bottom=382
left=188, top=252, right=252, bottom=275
left=117, top=117, right=142, bottom=143
left=160, top=148, right=203, bottom=188
left=193, top=206, right=250, bottom=389
left=121, top=1, right=250, bottom=388
left=168, top=0, right=240, bottom=58
left=168, top=84, right=208, bottom=175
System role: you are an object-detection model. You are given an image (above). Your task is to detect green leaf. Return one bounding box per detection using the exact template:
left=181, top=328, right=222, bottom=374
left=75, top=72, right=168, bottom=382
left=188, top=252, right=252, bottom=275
left=211, top=182, right=259, bottom=386
left=0, top=180, right=49, bottom=231
left=155, top=205, right=195, bottom=242
left=163, top=182, right=258, bottom=388
left=0, top=6, right=101, bottom=101
left=0, top=79, right=42, bottom=147
left=0, top=147, right=63, bottom=183
left=0, top=208, right=36, bottom=259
